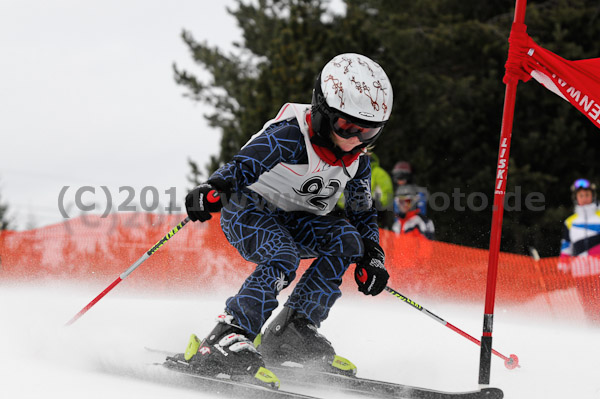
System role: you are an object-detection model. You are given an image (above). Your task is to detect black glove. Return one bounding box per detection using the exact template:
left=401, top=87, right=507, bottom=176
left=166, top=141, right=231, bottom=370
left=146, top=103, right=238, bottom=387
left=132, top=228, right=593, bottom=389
left=354, top=238, right=389, bottom=296
left=185, top=183, right=224, bottom=222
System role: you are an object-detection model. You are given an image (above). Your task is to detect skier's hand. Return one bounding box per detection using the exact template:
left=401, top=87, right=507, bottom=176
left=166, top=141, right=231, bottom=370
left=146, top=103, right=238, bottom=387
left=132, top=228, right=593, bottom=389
left=355, top=238, right=389, bottom=296
left=185, top=183, right=224, bottom=222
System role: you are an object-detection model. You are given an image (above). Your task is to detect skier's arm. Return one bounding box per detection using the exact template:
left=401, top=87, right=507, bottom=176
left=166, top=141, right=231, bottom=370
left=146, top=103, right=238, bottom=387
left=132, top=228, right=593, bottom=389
left=560, top=221, right=572, bottom=256
left=345, top=156, right=389, bottom=296
left=208, top=120, right=306, bottom=192
left=185, top=120, right=305, bottom=222
left=344, top=156, right=379, bottom=243
left=424, top=218, right=435, bottom=240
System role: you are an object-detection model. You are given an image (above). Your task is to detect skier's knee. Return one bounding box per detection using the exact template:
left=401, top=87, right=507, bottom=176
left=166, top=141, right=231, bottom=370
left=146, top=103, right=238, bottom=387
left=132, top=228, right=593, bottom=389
left=268, top=249, right=301, bottom=275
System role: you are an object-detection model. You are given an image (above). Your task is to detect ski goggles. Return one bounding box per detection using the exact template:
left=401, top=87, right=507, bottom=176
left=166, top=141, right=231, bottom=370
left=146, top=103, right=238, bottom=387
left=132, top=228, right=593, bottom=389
left=573, top=178, right=592, bottom=190
left=396, top=197, right=413, bottom=206
left=330, top=117, right=383, bottom=143
left=392, top=170, right=412, bottom=181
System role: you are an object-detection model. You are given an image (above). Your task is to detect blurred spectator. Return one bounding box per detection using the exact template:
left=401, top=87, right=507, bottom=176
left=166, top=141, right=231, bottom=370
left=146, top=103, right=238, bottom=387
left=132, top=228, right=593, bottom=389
left=391, top=161, right=413, bottom=185
left=392, top=184, right=435, bottom=239
left=391, top=161, right=428, bottom=215
left=558, top=178, right=600, bottom=323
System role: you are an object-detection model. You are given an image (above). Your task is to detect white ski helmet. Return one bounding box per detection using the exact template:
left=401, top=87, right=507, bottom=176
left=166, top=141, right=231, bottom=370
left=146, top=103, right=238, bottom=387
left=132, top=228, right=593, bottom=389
left=311, top=53, right=393, bottom=152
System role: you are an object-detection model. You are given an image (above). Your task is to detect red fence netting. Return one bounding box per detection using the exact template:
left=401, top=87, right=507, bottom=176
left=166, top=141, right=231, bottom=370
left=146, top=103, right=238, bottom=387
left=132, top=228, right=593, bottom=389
left=0, top=213, right=597, bottom=321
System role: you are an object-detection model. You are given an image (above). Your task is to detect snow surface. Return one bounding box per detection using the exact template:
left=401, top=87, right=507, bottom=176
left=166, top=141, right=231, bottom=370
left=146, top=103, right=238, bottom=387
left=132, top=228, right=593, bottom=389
left=1, top=280, right=599, bottom=399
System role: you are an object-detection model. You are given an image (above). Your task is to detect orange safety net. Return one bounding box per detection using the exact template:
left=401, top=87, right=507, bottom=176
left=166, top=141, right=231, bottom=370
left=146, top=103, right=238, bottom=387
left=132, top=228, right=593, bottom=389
left=0, top=213, right=598, bottom=321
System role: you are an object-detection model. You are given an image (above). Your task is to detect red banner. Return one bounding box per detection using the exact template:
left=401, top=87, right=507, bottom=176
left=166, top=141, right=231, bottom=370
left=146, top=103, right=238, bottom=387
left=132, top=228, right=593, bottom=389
left=505, top=22, right=600, bottom=129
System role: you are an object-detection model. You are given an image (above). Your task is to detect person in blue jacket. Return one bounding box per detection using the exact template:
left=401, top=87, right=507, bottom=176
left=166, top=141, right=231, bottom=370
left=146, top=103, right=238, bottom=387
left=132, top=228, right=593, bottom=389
left=179, top=53, right=394, bottom=385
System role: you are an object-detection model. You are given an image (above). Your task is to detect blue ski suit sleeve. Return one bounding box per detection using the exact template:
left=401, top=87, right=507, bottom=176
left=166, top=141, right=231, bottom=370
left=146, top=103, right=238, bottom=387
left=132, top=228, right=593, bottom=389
left=344, top=156, right=379, bottom=243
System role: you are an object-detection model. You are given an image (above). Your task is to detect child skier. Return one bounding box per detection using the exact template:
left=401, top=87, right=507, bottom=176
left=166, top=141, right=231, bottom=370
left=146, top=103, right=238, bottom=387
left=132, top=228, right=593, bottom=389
left=392, top=184, right=435, bottom=239
left=180, top=53, right=393, bottom=386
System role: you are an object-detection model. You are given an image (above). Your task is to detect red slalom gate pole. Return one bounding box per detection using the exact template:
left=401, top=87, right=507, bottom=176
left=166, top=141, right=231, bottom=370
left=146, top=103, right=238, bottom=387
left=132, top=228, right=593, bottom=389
left=65, top=217, right=191, bottom=326
left=385, top=287, right=519, bottom=369
left=479, top=0, right=528, bottom=385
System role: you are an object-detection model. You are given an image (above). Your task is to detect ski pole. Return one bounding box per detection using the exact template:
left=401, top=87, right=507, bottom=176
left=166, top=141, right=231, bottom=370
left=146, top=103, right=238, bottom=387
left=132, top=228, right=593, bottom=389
left=384, top=286, right=520, bottom=369
left=65, top=217, right=191, bottom=326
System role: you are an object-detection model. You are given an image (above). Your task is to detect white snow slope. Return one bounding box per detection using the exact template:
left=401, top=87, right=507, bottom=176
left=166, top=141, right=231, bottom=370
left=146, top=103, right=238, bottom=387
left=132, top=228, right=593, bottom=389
left=1, top=280, right=599, bottom=399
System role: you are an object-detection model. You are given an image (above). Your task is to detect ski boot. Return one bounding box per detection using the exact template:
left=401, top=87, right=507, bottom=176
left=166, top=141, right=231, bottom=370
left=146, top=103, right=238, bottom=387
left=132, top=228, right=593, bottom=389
left=255, top=306, right=356, bottom=376
left=169, top=312, right=280, bottom=388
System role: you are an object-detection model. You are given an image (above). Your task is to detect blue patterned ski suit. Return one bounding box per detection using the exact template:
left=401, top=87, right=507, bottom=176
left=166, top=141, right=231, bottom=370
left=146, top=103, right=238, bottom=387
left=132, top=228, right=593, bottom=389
left=208, top=111, right=378, bottom=339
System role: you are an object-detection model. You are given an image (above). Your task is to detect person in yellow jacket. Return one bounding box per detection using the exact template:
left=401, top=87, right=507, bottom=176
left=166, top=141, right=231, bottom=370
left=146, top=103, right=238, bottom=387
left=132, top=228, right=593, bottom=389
left=336, top=153, right=394, bottom=229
